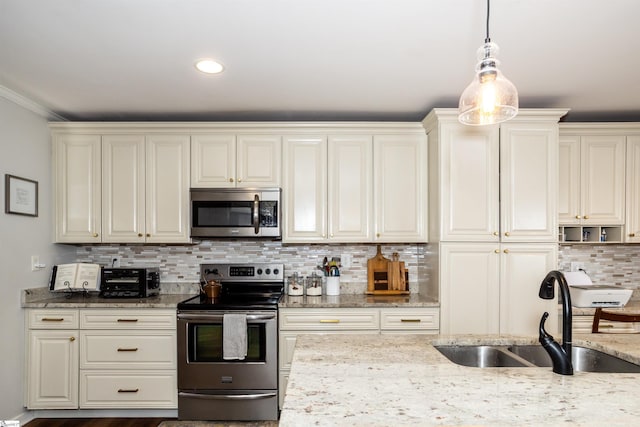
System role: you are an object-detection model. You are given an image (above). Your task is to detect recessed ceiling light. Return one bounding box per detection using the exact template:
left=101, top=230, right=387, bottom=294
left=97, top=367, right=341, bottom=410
left=195, top=59, right=224, bottom=74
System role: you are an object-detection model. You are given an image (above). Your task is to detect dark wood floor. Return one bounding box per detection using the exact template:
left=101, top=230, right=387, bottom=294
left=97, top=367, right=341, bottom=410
left=24, top=418, right=171, bottom=427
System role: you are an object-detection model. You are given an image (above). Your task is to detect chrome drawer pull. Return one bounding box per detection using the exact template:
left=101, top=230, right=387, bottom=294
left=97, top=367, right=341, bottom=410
left=117, top=347, right=139, bottom=352
left=400, top=319, right=421, bottom=323
left=117, top=319, right=139, bottom=322
left=319, top=319, right=340, bottom=323
left=42, top=318, right=64, bottom=322
left=117, top=388, right=139, bottom=393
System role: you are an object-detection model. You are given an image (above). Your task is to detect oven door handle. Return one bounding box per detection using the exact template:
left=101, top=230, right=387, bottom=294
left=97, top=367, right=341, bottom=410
left=178, top=391, right=277, bottom=401
left=253, top=194, right=260, bottom=234
left=177, top=313, right=276, bottom=321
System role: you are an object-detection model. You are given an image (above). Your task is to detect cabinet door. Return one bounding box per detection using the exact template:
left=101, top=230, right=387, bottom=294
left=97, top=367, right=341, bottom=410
left=237, top=134, right=282, bottom=187
left=499, top=243, right=558, bottom=335
left=102, top=135, right=146, bottom=243
left=282, top=135, right=327, bottom=242
left=190, top=134, right=236, bottom=187
left=439, top=123, right=499, bottom=241
left=327, top=135, right=372, bottom=241
left=54, top=134, right=102, bottom=243
left=439, top=243, right=500, bottom=334
left=581, top=136, right=626, bottom=224
left=500, top=123, right=558, bottom=242
left=626, top=136, right=640, bottom=242
left=145, top=135, right=191, bottom=243
left=27, top=330, right=79, bottom=409
left=558, top=136, right=581, bottom=225
left=373, top=134, right=428, bottom=242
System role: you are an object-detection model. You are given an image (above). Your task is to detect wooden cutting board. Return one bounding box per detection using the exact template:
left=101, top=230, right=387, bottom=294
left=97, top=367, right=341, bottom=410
left=367, top=246, right=409, bottom=295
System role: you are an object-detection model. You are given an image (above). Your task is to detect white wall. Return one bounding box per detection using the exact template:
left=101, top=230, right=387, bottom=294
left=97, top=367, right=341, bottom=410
left=0, top=96, right=74, bottom=420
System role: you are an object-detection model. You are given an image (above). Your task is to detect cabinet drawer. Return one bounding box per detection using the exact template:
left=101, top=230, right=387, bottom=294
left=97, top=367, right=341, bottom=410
left=279, top=308, right=379, bottom=331
left=80, top=309, right=176, bottom=329
left=80, top=330, right=176, bottom=369
left=28, top=309, right=79, bottom=329
left=380, top=308, right=440, bottom=331
left=79, top=370, right=177, bottom=408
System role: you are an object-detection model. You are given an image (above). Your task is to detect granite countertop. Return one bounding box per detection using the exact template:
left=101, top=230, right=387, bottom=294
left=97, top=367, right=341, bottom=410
left=279, top=293, right=439, bottom=308
left=280, top=333, right=640, bottom=426
left=21, top=287, right=193, bottom=308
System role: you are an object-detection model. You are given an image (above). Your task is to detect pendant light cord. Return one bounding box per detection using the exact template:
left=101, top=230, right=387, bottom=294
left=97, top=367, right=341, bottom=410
left=485, top=0, right=491, bottom=43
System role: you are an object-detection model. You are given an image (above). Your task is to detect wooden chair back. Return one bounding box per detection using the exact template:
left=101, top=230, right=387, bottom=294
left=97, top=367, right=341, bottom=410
left=591, top=308, right=640, bottom=333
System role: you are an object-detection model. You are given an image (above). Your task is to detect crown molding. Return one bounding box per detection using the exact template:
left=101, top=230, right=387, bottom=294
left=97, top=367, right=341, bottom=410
left=0, top=84, right=67, bottom=121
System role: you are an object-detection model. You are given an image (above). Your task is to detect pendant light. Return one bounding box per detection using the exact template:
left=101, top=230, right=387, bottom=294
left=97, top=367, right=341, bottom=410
left=458, top=0, right=518, bottom=126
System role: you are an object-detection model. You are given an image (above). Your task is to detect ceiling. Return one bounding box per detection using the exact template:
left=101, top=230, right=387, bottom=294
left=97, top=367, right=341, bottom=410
left=1, top=0, right=639, bottom=122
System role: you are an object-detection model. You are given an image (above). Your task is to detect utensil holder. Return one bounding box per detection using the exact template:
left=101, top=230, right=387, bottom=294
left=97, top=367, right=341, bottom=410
left=326, top=277, right=340, bottom=296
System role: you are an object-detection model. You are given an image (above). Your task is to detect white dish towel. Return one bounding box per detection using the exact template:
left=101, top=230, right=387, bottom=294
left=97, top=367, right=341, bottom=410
left=223, top=313, right=248, bottom=360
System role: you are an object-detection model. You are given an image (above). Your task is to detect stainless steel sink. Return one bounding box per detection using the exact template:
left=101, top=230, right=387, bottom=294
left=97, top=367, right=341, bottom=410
left=435, top=344, right=640, bottom=373
left=508, top=345, right=640, bottom=373
left=435, top=345, right=532, bottom=368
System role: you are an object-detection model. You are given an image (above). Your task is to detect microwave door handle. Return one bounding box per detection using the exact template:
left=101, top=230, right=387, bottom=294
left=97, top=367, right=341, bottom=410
left=253, top=194, right=260, bottom=234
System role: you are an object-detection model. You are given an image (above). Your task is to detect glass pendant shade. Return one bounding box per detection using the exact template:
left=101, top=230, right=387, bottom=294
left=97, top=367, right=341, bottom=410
left=458, top=42, right=518, bottom=126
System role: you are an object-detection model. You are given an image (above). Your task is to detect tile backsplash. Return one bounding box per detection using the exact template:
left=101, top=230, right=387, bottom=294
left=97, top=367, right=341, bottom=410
left=75, top=241, right=430, bottom=296
left=74, top=242, right=640, bottom=300
left=558, top=244, right=640, bottom=301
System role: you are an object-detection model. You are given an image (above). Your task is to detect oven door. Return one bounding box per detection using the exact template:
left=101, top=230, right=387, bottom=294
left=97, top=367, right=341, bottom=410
left=177, top=310, right=278, bottom=391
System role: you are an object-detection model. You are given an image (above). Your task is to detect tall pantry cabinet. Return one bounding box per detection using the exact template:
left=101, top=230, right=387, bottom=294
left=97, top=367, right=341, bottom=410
left=423, top=108, right=568, bottom=335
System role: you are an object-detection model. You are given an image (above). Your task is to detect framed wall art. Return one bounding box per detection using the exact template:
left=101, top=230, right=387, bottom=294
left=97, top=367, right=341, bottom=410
left=5, top=174, right=38, bottom=217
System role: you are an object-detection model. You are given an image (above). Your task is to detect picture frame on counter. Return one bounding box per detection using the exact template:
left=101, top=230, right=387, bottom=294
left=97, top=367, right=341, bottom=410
left=5, top=174, right=38, bottom=217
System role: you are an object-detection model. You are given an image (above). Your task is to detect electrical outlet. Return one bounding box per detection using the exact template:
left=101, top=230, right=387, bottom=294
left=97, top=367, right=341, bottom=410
left=31, top=256, right=45, bottom=271
left=570, top=262, right=585, bottom=272
left=341, top=254, right=352, bottom=269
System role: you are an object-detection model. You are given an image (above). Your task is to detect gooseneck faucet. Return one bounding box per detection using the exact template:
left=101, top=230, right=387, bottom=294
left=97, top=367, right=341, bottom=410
left=538, top=270, right=573, bottom=375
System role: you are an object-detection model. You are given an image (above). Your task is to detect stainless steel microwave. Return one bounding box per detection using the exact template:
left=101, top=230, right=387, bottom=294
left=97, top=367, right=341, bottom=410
left=190, top=188, right=281, bottom=238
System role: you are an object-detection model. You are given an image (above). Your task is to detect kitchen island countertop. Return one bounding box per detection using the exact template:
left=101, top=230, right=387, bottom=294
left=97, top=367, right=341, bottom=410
left=280, top=333, right=640, bottom=426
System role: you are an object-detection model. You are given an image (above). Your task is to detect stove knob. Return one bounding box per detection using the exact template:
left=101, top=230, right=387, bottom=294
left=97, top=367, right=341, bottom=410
left=257, top=268, right=263, bottom=275
left=273, top=268, right=279, bottom=275
left=265, top=268, right=271, bottom=275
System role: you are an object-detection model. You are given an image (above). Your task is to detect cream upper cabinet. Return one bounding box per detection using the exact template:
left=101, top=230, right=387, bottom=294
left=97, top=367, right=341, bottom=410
left=428, top=121, right=500, bottom=241
left=54, top=134, right=102, bottom=243
left=145, top=135, right=191, bottom=243
left=191, top=134, right=281, bottom=188
left=102, top=135, right=146, bottom=243
left=558, top=127, right=626, bottom=225
left=439, top=242, right=558, bottom=335
left=626, top=136, right=640, bottom=242
left=373, top=134, right=428, bottom=242
left=102, top=134, right=190, bottom=243
left=283, top=135, right=327, bottom=242
left=52, top=126, right=191, bottom=244
left=328, top=135, right=372, bottom=241
left=283, top=130, right=426, bottom=243
left=558, top=136, right=581, bottom=225
left=500, top=122, right=558, bottom=242
left=424, top=109, right=565, bottom=243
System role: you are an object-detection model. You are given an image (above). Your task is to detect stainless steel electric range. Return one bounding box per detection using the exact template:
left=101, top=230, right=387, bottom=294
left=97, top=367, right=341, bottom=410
left=176, top=263, right=284, bottom=421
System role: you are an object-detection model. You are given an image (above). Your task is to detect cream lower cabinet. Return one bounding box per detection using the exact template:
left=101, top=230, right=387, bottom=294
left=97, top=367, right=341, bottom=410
left=26, top=308, right=177, bottom=410
left=278, top=307, right=439, bottom=408
left=26, top=309, right=80, bottom=409
left=439, top=243, right=558, bottom=335
left=79, top=309, right=177, bottom=408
